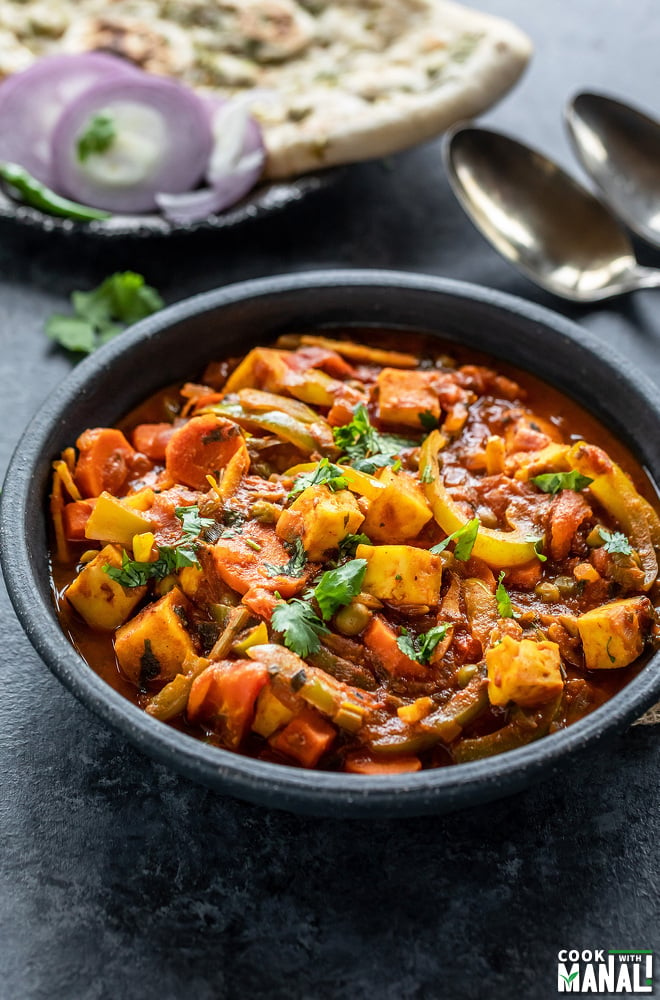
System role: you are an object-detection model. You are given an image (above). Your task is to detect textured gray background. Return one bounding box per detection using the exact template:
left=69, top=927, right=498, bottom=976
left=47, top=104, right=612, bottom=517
left=1, top=2, right=659, bottom=998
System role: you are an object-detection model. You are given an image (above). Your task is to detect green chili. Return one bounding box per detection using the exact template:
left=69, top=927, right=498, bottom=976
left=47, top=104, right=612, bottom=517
left=0, top=162, right=111, bottom=222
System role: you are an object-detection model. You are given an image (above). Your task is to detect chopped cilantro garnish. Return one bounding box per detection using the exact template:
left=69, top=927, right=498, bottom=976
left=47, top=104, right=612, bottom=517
left=46, top=271, right=164, bottom=356
left=77, top=113, right=116, bottom=162
left=271, top=599, right=329, bottom=658
left=219, top=508, right=246, bottom=538
left=314, top=558, right=367, bottom=621
left=338, top=533, right=372, bottom=558
left=396, top=623, right=450, bottom=665
left=175, top=505, right=215, bottom=539
left=496, top=571, right=518, bottom=619
left=418, top=410, right=440, bottom=432
left=333, top=403, right=416, bottom=473
left=103, top=502, right=210, bottom=587
left=530, top=470, right=593, bottom=495
left=104, top=545, right=198, bottom=588
left=288, top=457, right=348, bottom=499
left=430, top=518, right=479, bottom=561
left=264, top=537, right=308, bottom=578
left=525, top=534, right=548, bottom=562
left=270, top=557, right=367, bottom=655
left=599, top=528, right=634, bottom=556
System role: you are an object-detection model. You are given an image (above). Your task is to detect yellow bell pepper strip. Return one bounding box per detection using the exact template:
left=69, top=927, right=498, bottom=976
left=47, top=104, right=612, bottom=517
left=567, top=441, right=659, bottom=590
left=84, top=492, right=152, bottom=547
left=420, top=430, right=537, bottom=568
left=276, top=333, right=419, bottom=369
left=284, top=461, right=385, bottom=501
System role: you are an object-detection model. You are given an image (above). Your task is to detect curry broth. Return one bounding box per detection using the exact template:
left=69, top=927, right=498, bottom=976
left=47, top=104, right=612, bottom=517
left=49, top=330, right=660, bottom=768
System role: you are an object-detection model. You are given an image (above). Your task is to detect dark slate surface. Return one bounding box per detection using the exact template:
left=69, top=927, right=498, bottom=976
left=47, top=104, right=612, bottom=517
left=1, top=3, right=659, bottom=997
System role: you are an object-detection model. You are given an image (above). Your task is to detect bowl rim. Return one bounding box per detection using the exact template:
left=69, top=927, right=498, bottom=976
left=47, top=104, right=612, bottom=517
left=2, top=268, right=660, bottom=816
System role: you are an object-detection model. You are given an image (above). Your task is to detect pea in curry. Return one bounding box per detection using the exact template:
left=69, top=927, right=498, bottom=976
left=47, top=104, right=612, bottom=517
left=49, top=332, right=660, bottom=774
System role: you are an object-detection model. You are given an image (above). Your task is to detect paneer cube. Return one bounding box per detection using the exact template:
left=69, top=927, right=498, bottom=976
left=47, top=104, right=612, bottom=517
left=357, top=543, right=442, bottom=605
left=84, top=491, right=152, bottom=547
left=377, top=368, right=441, bottom=428
left=65, top=543, right=146, bottom=630
left=276, top=485, right=364, bottom=561
left=114, top=589, right=196, bottom=686
left=577, top=597, right=652, bottom=670
left=362, top=468, right=432, bottom=543
left=486, top=635, right=564, bottom=708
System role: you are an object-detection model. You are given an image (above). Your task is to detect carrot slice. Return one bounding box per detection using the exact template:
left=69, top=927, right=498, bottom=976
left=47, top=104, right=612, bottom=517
left=165, top=414, right=245, bottom=490
left=75, top=428, right=136, bottom=498
left=363, top=616, right=428, bottom=678
left=187, top=660, right=269, bottom=749
left=131, top=422, right=175, bottom=461
left=269, top=708, right=336, bottom=768
left=63, top=499, right=95, bottom=540
left=344, top=752, right=422, bottom=775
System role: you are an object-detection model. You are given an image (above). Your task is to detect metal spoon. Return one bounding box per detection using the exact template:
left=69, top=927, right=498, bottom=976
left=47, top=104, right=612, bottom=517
left=443, top=124, right=660, bottom=302
left=566, top=91, right=660, bottom=248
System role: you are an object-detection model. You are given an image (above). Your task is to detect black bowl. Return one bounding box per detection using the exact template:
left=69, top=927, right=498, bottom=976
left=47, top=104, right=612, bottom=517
left=2, top=270, right=659, bottom=817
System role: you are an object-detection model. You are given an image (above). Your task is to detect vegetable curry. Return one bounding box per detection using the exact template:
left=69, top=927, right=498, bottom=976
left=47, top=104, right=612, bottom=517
left=50, top=331, right=660, bottom=774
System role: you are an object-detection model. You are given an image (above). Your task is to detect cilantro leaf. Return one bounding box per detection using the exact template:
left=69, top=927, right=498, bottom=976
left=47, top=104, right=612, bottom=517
left=264, top=537, right=308, bottom=578
left=47, top=272, right=164, bottom=356
left=418, top=410, right=440, bottom=432
left=288, top=457, right=348, bottom=499
left=45, top=315, right=96, bottom=354
left=77, top=113, right=116, bottom=162
left=599, top=527, right=634, bottom=555
left=338, top=533, right=372, bottom=559
left=396, top=623, right=450, bottom=665
left=103, top=548, right=196, bottom=588
left=496, top=571, right=518, bottom=619
left=430, top=518, right=479, bottom=561
left=175, top=505, right=215, bottom=539
left=525, top=534, right=548, bottom=562
left=333, top=403, right=417, bottom=473
left=271, top=599, right=329, bottom=658
left=530, top=470, right=593, bottom=495
left=314, top=559, right=367, bottom=621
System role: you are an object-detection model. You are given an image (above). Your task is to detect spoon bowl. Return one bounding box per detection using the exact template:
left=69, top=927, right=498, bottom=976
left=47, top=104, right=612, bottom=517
left=566, top=92, right=660, bottom=248
left=443, top=125, right=660, bottom=302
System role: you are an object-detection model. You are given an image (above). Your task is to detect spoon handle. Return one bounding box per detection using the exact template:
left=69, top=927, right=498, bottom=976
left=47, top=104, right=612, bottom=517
left=628, top=266, right=660, bottom=292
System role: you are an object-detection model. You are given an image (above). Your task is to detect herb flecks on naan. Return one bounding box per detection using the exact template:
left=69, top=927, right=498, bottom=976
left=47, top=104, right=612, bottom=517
left=0, top=0, right=532, bottom=179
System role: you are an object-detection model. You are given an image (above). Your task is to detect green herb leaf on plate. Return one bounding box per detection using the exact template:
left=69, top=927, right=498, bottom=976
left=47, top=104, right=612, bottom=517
left=46, top=271, right=164, bottom=356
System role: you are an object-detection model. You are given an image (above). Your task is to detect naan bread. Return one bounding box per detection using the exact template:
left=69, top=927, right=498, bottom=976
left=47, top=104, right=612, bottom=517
left=0, top=0, right=531, bottom=179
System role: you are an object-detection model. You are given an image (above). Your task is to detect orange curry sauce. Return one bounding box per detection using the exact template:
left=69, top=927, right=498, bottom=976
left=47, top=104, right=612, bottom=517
left=50, top=331, right=660, bottom=773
